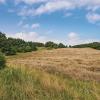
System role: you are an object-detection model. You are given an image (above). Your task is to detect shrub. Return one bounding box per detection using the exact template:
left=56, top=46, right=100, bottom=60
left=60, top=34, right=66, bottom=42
left=0, top=52, right=6, bottom=69
left=24, top=46, right=32, bottom=52
left=45, top=41, right=58, bottom=49
left=58, top=43, right=66, bottom=48
left=1, top=46, right=16, bottom=56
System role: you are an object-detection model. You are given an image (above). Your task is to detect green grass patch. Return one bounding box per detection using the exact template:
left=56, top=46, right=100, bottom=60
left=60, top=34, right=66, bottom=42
left=0, top=67, right=99, bottom=100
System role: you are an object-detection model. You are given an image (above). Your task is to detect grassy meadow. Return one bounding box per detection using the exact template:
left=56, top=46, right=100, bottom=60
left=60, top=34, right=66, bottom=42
left=0, top=48, right=100, bottom=100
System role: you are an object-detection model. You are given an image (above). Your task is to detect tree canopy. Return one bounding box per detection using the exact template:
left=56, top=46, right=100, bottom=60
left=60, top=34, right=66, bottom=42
left=0, top=32, right=37, bottom=55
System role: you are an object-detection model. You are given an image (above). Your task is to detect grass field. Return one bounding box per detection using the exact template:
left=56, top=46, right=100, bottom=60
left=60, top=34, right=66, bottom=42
left=0, top=48, right=100, bottom=100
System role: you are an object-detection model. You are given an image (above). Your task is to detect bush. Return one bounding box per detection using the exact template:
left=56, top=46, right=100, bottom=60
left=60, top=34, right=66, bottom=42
left=45, top=41, right=58, bottom=49
left=16, top=47, right=23, bottom=53
left=1, top=46, right=16, bottom=56
left=0, top=53, right=6, bottom=69
left=24, top=46, right=32, bottom=52
left=58, top=43, right=66, bottom=48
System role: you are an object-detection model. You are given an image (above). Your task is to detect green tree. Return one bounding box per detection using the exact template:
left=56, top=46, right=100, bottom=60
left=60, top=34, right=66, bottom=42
left=0, top=52, right=6, bottom=69
left=0, top=32, right=7, bottom=48
left=27, top=42, right=37, bottom=51
left=1, top=46, right=16, bottom=56
left=58, top=43, right=66, bottom=48
left=69, top=45, right=72, bottom=48
left=45, top=41, right=58, bottom=49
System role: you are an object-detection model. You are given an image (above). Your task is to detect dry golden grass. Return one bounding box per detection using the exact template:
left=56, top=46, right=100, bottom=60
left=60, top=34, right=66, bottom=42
left=0, top=48, right=99, bottom=100
left=7, top=48, right=100, bottom=81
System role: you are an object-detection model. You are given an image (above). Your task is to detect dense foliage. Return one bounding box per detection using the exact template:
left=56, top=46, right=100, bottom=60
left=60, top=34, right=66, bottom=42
left=0, top=52, right=6, bottom=69
left=45, top=41, right=58, bottom=49
left=45, top=41, right=66, bottom=49
left=0, top=32, right=67, bottom=55
left=1, top=46, right=16, bottom=56
left=2, top=32, right=100, bottom=56
left=33, top=42, right=45, bottom=47
left=0, top=32, right=37, bottom=55
left=58, top=43, right=66, bottom=48
left=72, top=42, right=100, bottom=50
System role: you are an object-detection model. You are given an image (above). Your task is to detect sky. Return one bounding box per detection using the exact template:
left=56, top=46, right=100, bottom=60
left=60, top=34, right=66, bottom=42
left=0, top=0, right=100, bottom=45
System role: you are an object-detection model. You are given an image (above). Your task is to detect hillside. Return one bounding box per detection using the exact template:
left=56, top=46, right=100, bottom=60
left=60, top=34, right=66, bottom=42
left=72, top=42, right=100, bottom=50
left=0, top=0, right=100, bottom=100
left=7, top=48, right=100, bottom=81
left=0, top=48, right=99, bottom=100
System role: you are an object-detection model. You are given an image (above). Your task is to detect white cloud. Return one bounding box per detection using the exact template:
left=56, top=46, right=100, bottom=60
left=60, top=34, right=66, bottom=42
left=68, top=32, right=79, bottom=40
left=31, top=23, right=40, bottom=29
left=87, top=6, right=100, bottom=12
left=17, top=6, right=35, bottom=16
left=16, top=0, right=100, bottom=7
left=67, top=32, right=80, bottom=45
left=16, top=0, right=76, bottom=16
left=86, top=12, right=100, bottom=23
left=16, top=0, right=100, bottom=16
left=18, top=20, right=40, bottom=29
left=66, top=32, right=99, bottom=45
left=7, top=32, right=47, bottom=42
left=17, top=1, right=74, bottom=16
left=15, top=0, right=47, bottom=5
left=6, top=31, right=99, bottom=45
left=35, top=0, right=75, bottom=15
left=0, top=0, right=5, bottom=3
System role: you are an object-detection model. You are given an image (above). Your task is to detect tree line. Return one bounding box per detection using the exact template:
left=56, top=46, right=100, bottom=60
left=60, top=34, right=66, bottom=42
left=0, top=32, right=67, bottom=56
left=0, top=31, right=100, bottom=56
left=72, top=42, right=100, bottom=50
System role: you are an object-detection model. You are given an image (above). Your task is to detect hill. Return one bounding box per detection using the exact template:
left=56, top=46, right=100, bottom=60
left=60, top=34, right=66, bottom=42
left=0, top=48, right=99, bottom=100
left=72, top=42, right=100, bottom=50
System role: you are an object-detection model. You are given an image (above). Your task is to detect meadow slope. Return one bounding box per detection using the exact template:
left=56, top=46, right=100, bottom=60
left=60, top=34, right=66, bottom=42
left=0, top=48, right=100, bottom=100
left=7, top=48, right=100, bottom=81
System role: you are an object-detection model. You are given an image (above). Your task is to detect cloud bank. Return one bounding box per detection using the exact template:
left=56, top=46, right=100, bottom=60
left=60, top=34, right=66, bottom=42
left=7, top=32, right=47, bottom=43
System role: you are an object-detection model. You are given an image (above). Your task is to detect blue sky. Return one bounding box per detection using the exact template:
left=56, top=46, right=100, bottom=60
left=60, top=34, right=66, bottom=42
left=0, top=0, right=100, bottom=45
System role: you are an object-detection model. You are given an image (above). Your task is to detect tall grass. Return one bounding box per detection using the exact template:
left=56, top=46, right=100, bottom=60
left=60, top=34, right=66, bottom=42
left=0, top=67, right=99, bottom=100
